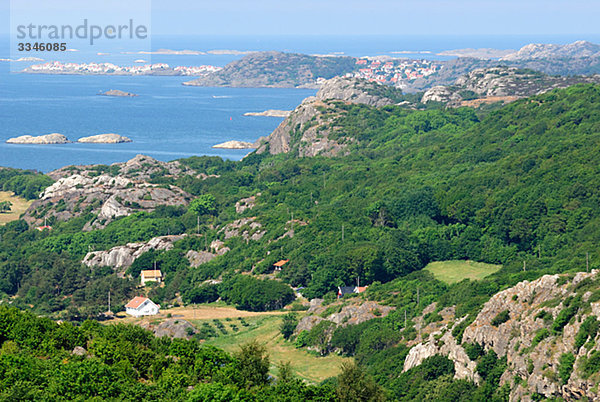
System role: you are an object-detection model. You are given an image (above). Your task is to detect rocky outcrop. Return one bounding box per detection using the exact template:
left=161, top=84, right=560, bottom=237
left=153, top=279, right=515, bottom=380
left=406, top=270, right=600, bottom=401
left=99, top=89, right=138, bottom=97
left=24, top=155, right=193, bottom=228
left=254, top=98, right=351, bottom=157
left=182, top=51, right=356, bottom=88
left=421, top=66, right=600, bottom=106
left=83, top=234, right=187, bottom=269
left=235, top=194, right=259, bottom=214
left=316, top=77, right=401, bottom=107
left=253, top=76, right=406, bottom=157
left=244, top=110, right=291, bottom=118
left=403, top=323, right=480, bottom=383
left=501, top=40, right=600, bottom=61
left=219, top=217, right=265, bottom=241
left=186, top=250, right=218, bottom=267
left=421, top=85, right=460, bottom=104
left=295, top=300, right=395, bottom=334
left=140, top=319, right=197, bottom=339
left=6, top=133, right=70, bottom=144
left=212, top=140, right=255, bottom=149
left=77, top=134, right=132, bottom=143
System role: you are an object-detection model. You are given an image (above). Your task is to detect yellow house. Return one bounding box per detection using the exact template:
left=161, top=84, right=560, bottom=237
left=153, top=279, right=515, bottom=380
left=140, top=269, right=163, bottom=285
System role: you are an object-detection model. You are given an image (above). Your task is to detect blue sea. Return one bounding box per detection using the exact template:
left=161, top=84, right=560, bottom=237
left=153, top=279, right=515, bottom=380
left=1, top=34, right=599, bottom=172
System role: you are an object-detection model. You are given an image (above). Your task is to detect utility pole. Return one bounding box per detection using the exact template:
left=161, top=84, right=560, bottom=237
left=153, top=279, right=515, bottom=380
left=404, top=309, right=407, bottom=328
left=538, top=244, right=541, bottom=259
left=108, top=290, right=111, bottom=313
left=417, top=287, right=420, bottom=306
left=197, top=215, right=200, bottom=235
left=587, top=252, right=590, bottom=272
left=342, top=224, right=345, bottom=242
left=523, top=260, right=526, bottom=272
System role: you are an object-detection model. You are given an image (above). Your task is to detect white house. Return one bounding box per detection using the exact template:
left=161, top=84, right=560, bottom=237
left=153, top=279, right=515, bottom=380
left=140, top=269, right=163, bottom=286
left=125, top=296, right=160, bottom=317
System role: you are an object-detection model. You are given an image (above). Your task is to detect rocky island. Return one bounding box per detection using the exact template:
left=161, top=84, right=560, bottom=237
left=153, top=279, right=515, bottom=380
left=243, top=110, right=291, bottom=118
left=77, top=134, right=132, bottom=144
left=212, top=140, right=255, bottom=149
left=6, top=133, right=70, bottom=144
left=99, top=89, right=138, bottom=97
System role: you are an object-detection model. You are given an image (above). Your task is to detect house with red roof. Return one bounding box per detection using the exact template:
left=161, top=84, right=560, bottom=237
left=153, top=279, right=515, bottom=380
left=125, top=296, right=160, bottom=317
left=273, top=259, right=289, bottom=271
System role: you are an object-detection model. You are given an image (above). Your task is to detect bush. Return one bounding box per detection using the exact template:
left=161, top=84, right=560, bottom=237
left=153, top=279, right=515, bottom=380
left=490, top=310, right=510, bottom=327
left=220, top=276, right=295, bottom=312
left=575, top=316, right=599, bottom=350
left=558, top=353, right=575, bottom=384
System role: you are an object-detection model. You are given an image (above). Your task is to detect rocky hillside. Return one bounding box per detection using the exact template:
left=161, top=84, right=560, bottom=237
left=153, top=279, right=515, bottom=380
left=404, top=270, right=600, bottom=400
left=502, top=40, right=600, bottom=61
left=24, top=155, right=194, bottom=229
left=254, top=76, right=402, bottom=156
left=422, top=66, right=600, bottom=106
left=316, top=76, right=403, bottom=107
left=182, top=51, right=357, bottom=88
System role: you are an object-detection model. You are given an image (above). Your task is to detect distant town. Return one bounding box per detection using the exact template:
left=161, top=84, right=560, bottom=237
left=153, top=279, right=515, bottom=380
left=348, top=58, right=441, bottom=87
left=24, top=61, right=223, bottom=76
left=22, top=57, right=441, bottom=86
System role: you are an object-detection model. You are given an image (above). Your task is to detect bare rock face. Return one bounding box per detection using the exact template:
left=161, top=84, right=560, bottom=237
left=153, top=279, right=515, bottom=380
left=421, top=85, right=458, bottom=103
left=254, top=76, right=401, bottom=157
left=77, top=133, right=132, bottom=143
left=212, top=140, right=254, bottom=149
left=140, top=319, right=196, bottom=339
left=186, top=250, right=218, bottom=267
left=99, top=89, right=138, bottom=97
left=295, top=300, right=395, bottom=334
left=6, top=133, right=70, bottom=144
left=403, top=319, right=480, bottom=383
left=501, top=40, right=600, bottom=61
left=254, top=98, right=351, bottom=157
left=316, top=77, right=399, bottom=107
left=235, top=194, right=259, bottom=214
left=24, top=155, right=193, bottom=228
left=219, top=217, right=265, bottom=241
left=422, top=66, right=600, bottom=106
left=406, top=269, right=600, bottom=401
left=82, top=234, right=187, bottom=270
left=210, top=240, right=230, bottom=255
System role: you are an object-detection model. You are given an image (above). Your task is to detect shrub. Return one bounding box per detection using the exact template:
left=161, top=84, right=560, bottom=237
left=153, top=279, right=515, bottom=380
left=491, top=310, right=510, bottom=327
left=558, top=353, right=575, bottom=384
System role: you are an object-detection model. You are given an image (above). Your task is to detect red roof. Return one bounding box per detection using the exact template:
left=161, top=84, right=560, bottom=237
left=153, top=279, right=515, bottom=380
left=273, top=259, right=289, bottom=267
left=125, top=296, right=149, bottom=309
left=356, top=286, right=368, bottom=293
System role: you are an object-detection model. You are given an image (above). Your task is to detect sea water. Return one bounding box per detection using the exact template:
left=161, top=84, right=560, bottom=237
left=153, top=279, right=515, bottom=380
left=1, top=34, right=598, bottom=172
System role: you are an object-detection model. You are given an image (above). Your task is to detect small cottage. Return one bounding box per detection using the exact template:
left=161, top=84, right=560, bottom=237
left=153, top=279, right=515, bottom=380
left=273, top=259, right=289, bottom=271
left=337, top=285, right=368, bottom=298
left=125, top=296, right=160, bottom=317
left=140, top=269, right=163, bottom=285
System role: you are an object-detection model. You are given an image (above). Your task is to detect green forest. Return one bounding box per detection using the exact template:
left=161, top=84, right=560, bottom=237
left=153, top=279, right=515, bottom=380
left=1, top=84, right=600, bottom=399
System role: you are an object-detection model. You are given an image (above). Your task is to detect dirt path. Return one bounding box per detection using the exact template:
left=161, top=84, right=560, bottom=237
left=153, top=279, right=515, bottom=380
left=110, top=304, right=285, bottom=324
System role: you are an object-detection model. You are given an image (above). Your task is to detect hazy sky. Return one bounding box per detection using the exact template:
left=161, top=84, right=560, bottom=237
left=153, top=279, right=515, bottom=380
left=1, top=0, right=598, bottom=36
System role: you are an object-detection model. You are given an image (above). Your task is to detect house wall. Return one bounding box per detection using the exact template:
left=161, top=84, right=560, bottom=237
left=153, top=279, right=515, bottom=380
left=125, top=301, right=160, bottom=317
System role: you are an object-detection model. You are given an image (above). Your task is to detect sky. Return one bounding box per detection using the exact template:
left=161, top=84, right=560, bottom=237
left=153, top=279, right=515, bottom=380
left=0, top=0, right=599, bottom=37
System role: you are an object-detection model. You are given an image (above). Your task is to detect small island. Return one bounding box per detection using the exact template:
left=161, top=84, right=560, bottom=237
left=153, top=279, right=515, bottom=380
left=244, top=109, right=291, bottom=118
left=77, top=134, right=132, bottom=144
left=99, top=89, right=138, bottom=97
left=212, top=140, right=255, bottom=149
left=6, top=133, right=70, bottom=144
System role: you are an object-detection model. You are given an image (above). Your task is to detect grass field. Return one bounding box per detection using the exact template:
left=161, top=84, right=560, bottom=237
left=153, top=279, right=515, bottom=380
left=424, top=260, right=501, bottom=284
left=112, top=304, right=283, bottom=324
left=115, top=304, right=350, bottom=383
left=198, top=314, right=350, bottom=384
left=0, top=191, right=31, bottom=225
